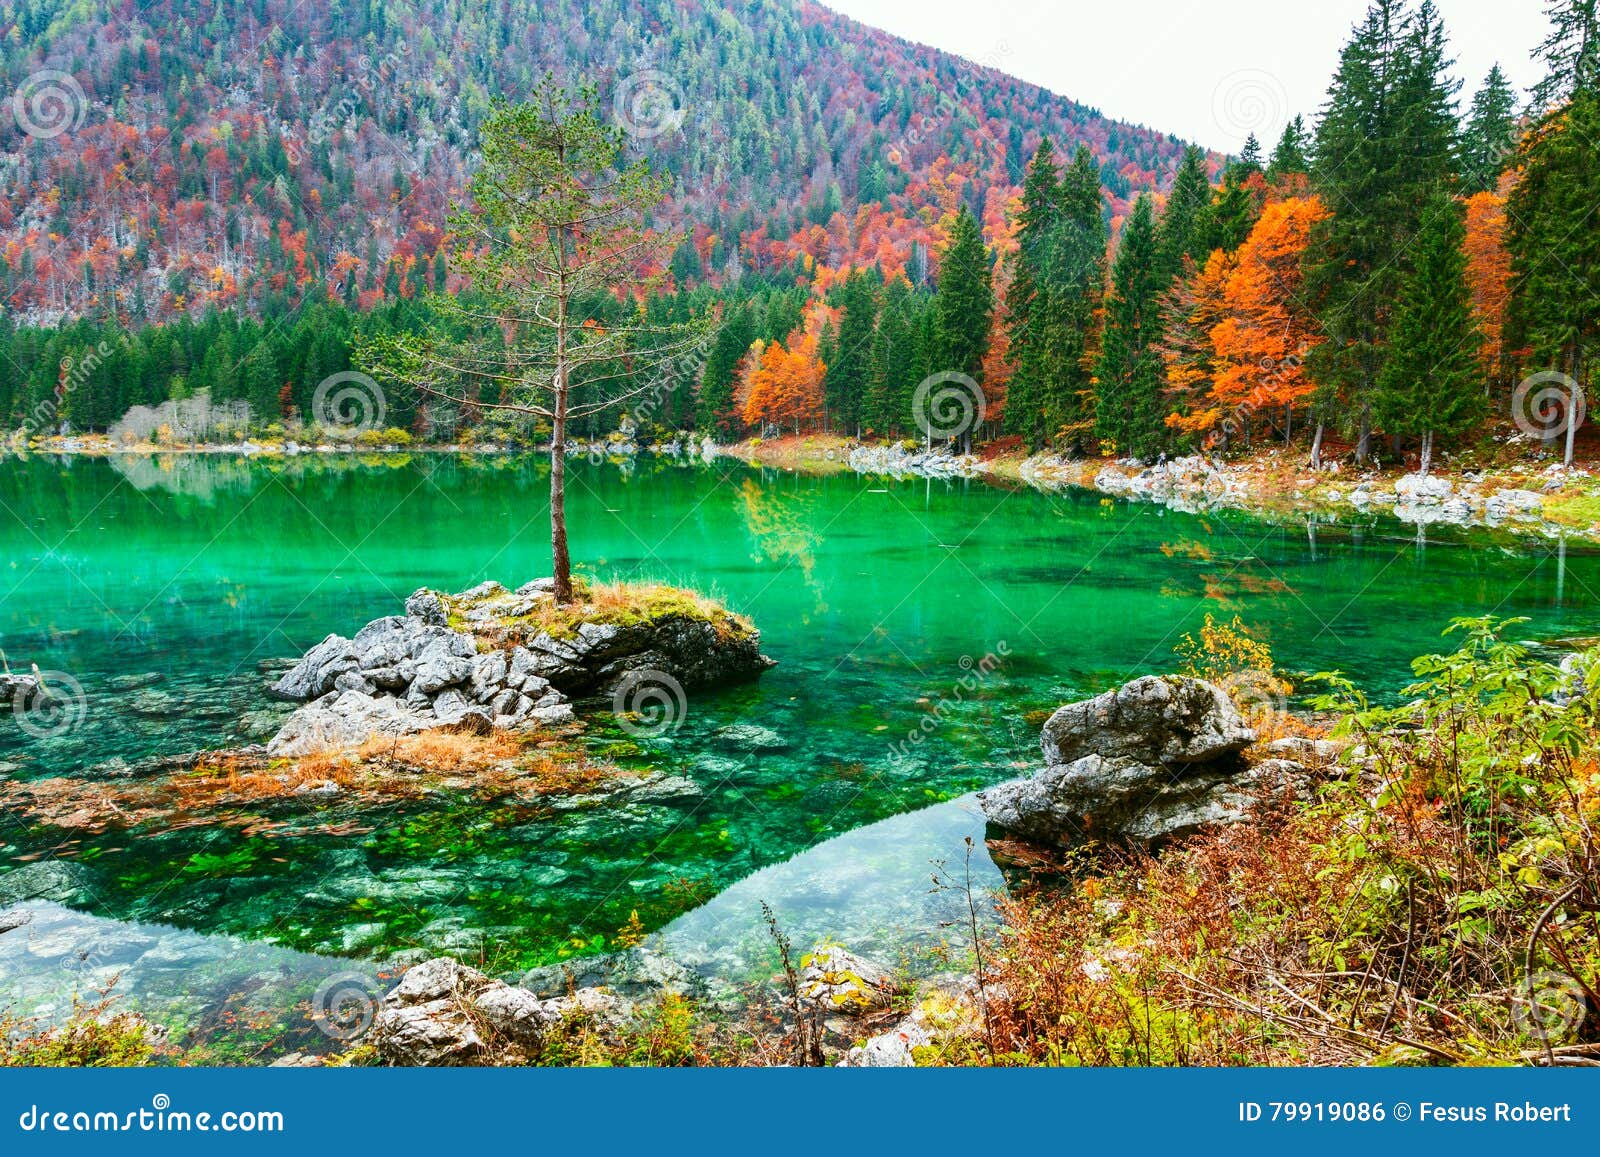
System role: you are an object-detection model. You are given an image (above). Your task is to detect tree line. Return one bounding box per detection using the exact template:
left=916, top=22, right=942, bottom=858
left=7, top=0, right=1597, bottom=477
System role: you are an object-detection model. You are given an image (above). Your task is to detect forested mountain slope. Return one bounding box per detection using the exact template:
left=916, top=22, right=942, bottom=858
left=0, top=0, right=1191, bottom=324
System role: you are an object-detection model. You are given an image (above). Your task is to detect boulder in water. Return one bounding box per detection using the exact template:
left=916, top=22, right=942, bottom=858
left=982, top=675, right=1317, bottom=847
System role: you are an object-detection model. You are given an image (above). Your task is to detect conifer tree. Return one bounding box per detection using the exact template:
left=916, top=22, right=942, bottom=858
left=1204, top=162, right=1262, bottom=253
left=1373, top=191, right=1484, bottom=474
left=697, top=305, right=755, bottom=438
left=1001, top=139, right=1062, bottom=447
left=1461, top=65, right=1520, bottom=192
left=1157, top=145, right=1215, bottom=279
left=1095, top=195, right=1167, bottom=459
left=1531, top=0, right=1600, bottom=109
left=865, top=278, right=917, bottom=437
left=825, top=270, right=878, bottom=435
left=1047, top=145, right=1109, bottom=450
left=1266, top=116, right=1311, bottom=183
left=1506, top=89, right=1600, bottom=461
left=1305, top=0, right=1460, bottom=464
left=933, top=206, right=993, bottom=450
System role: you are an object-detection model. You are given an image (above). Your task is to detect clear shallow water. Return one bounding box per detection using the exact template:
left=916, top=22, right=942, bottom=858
left=0, top=452, right=1595, bottom=1052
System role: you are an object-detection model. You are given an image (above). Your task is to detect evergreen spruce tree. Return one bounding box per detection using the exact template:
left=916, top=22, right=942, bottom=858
left=933, top=206, right=993, bottom=450
left=1461, top=65, right=1520, bottom=191
left=1266, top=115, right=1311, bottom=182
left=1305, top=0, right=1460, bottom=463
left=1531, top=0, right=1600, bottom=109
left=1002, top=139, right=1062, bottom=447
left=1237, top=133, right=1265, bottom=175
left=1506, top=88, right=1600, bottom=462
left=1204, top=161, right=1261, bottom=253
left=1094, top=195, right=1167, bottom=459
left=865, top=278, right=916, bottom=437
left=1157, top=145, right=1215, bottom=279
left=1372, top=191, right=1484, bottom=474
left=825, top=268, right=876, bottom=435
left=696, top=305, right=755, bottom=439
left=1049, top=145, right=1109, bottom=450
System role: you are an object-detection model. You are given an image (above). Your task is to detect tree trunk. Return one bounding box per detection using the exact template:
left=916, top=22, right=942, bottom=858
left=551, top=302, right=574, bottom=605
left=1419, top=429, right=1434, bottom=476
left=1564, top=348, right=1581, bottom=468
left=1355, top=408, right=1371, bottom=466
left=1309, top=421, right=1325, bottom=471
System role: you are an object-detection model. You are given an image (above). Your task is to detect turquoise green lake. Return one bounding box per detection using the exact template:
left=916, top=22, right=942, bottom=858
left=0, top=452, right=1594, bottom=1055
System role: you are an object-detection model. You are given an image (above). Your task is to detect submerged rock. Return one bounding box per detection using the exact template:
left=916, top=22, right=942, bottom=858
left=0, top=861, right=93, bottom=906
left=106, top=672, right=165, bottom=692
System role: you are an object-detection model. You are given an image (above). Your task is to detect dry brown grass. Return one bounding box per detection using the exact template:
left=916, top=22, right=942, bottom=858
left=982, top=626, right=1600, bottom=1068
left=355, top=728, right=521, bottom=772
left=482, top=576, right=750, bottom=643
left=1, top=726, right=625, bottom=839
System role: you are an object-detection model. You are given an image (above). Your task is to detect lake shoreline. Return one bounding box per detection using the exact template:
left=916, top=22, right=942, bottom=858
left=11, top=432, right=1599, bottom=545
left=722, top=433, right=1600, bottom=544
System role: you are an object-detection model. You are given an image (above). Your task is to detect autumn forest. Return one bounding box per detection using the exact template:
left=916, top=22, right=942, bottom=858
left=2, top=0, right=1594, bottom=476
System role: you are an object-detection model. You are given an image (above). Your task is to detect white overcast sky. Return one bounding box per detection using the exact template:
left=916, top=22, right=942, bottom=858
left=820, top=0, right=1554, bottom=154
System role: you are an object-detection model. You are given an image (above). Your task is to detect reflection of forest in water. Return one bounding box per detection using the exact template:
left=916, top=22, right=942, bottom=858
left=102, top=451, right=470, bottom=499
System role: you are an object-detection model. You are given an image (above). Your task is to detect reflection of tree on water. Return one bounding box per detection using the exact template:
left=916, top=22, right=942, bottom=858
left=737, top=475, right=826, bottom=606
left=109, top=453, right=261, bottom=500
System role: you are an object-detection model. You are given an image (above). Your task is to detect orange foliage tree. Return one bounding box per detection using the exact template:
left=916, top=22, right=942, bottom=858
left=742, top=330, right=826, bottom=434
left=1162, top=249, right=1234, bottom=437
left=1463, top=187, right=1512, bottom=384
left=1204, top=195, right=1329, bottom=445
